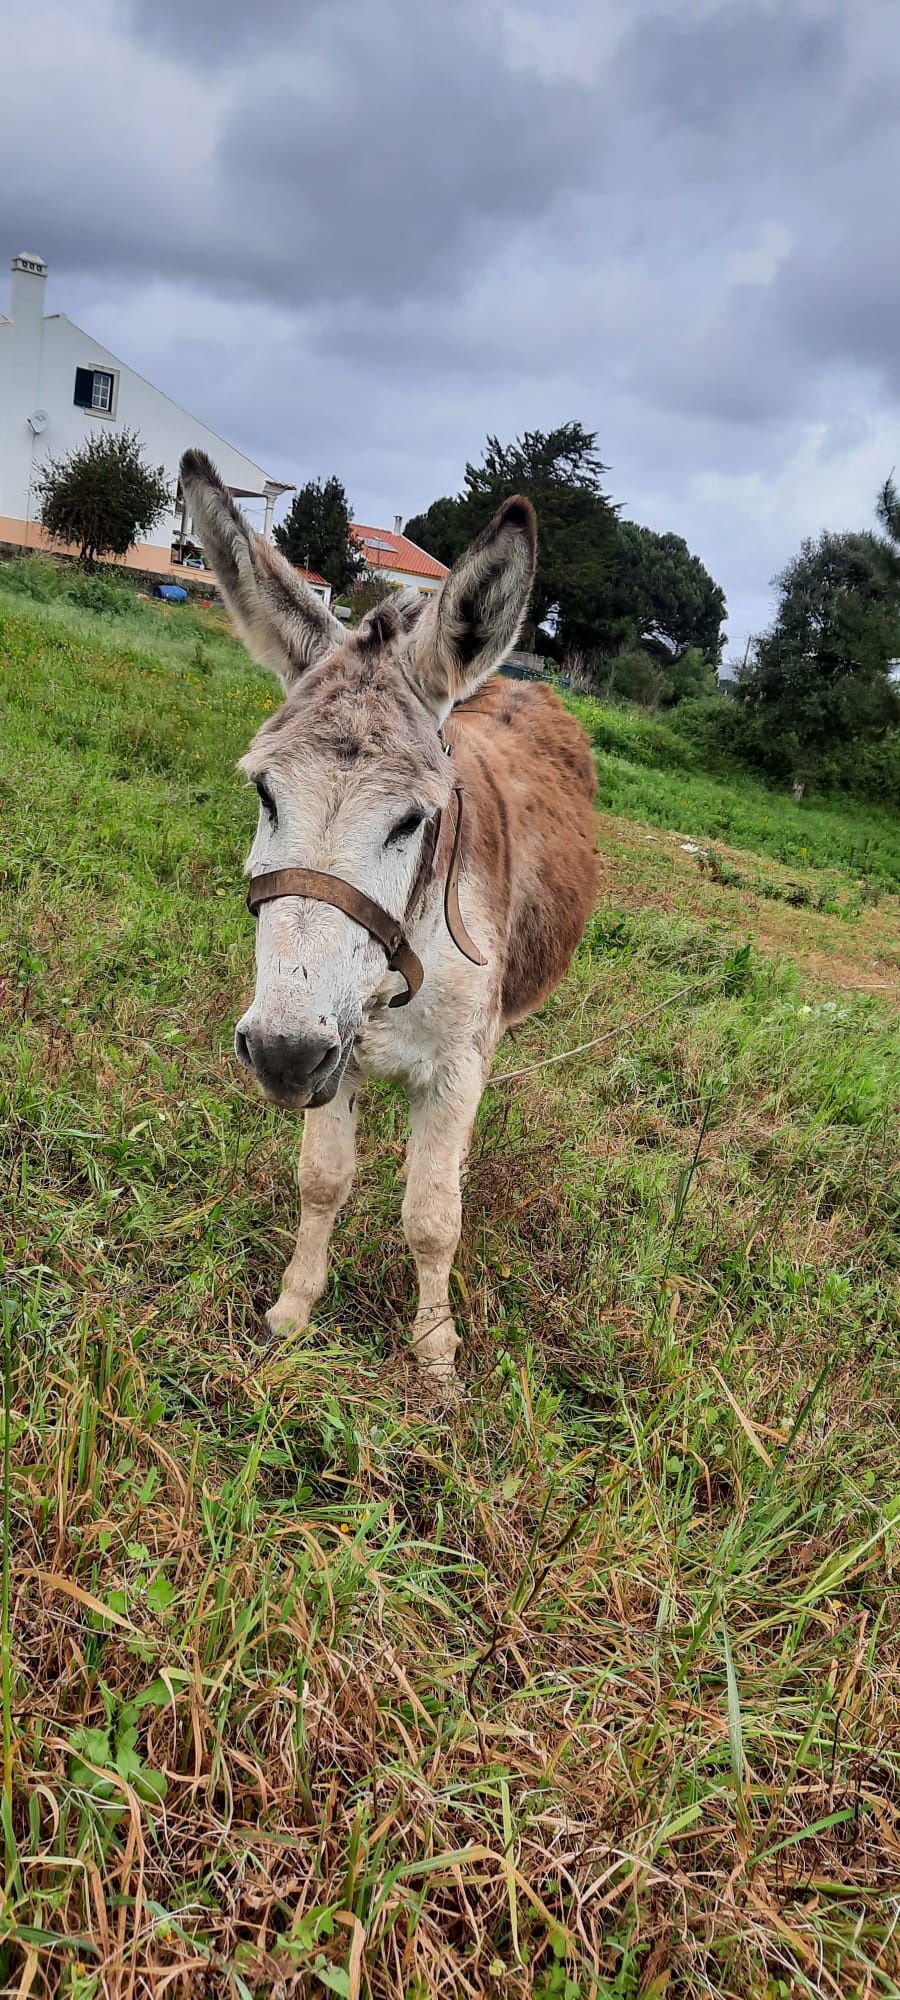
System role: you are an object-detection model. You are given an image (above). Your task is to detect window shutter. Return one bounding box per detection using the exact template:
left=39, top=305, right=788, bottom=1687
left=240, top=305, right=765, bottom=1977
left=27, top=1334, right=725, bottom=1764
left=74, top=367, right=94, bottom=408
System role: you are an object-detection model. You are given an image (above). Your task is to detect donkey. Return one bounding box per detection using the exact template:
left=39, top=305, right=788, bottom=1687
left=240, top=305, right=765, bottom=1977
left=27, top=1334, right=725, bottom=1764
left=180, top=450, right=598, bottom=1395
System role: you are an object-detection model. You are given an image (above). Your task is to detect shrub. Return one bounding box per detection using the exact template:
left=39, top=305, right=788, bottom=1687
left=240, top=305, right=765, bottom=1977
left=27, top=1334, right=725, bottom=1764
left=608, top=647, right=662, bottom=707
left=669, top=694, right=759, bottom=767
left=0, top=555, right=60, bottom=601
left=64, top=569, right=137, bottom=616
left=35, top=427, right=170, bottom=564
left=657, top=644, right=718, bottom=705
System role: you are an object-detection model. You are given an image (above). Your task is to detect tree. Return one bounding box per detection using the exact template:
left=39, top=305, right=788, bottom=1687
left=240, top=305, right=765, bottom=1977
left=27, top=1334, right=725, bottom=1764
left=462, top=422, right=620, bottom=653
left=408, top=422, right=620, bottom=655
left=607, top=647, right=662, bottom=707
left=738, top=526, right=900, bottom=778
left=875, top=472, right=900, bottom=548
left=274, top=476, right=366, bottom=595
left=404, top=495, right=469, bottom=568
left=36, top=428, right=170, bottom=565
left=606, top=521, right=726, bottom=664
left=657, top=645, right=718, bottom=706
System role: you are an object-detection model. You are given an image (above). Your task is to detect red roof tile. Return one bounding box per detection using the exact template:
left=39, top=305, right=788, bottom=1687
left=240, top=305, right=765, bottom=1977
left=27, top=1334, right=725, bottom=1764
left=293, top=566, right=329, bottom=588
left=350, top=524, right=449, bottom=581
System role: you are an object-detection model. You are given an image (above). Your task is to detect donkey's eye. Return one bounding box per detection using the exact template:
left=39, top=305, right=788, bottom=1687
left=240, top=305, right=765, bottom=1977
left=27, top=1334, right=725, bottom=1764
left=385, top=808, right=426, bottom=846
left=256, top=780, right=277, bottom=826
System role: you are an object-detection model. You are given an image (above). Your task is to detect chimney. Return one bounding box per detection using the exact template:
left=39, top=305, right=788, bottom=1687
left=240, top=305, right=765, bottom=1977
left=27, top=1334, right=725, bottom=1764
left=10, top=252, right=48, bottom=333
left=393, top=514, right=403, bottom=537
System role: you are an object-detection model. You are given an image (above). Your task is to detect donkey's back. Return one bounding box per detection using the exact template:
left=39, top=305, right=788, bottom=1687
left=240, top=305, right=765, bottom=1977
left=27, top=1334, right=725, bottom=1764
left=447, top=678, right=598, bottom=1027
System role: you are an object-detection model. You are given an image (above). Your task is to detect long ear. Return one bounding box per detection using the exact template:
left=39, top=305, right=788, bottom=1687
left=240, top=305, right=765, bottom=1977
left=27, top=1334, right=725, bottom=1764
left=179, top=450, right=342, bottom=688
left=411, top=495, right=537, bottom=715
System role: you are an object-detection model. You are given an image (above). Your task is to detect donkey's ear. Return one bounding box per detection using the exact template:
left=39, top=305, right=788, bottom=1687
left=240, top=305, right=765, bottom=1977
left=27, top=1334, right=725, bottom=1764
left=179, top=450, right=342, bottom=688
left=411, top=496, right=537, bottom=716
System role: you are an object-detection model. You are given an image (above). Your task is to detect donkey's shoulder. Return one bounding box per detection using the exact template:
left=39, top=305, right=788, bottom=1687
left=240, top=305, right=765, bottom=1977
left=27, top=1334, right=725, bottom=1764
left=451, top=678, right=596, bottom=799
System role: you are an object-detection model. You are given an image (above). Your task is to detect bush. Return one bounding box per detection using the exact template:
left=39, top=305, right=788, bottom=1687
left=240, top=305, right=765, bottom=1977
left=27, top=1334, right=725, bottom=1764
left=657, top=645, right=718, bottom=705
left=669, top=693, right=900, bottom=808
left=0, top=555, right=60, bottom=601
left=0, top=554, right=142, bottom=618
left=567, top=692, right=701, bottom=773
left=35, top=427, right=170, bottom=564
left=814, top=730, right=900, bottom=808
left=608, top=647, right=662, bottom=706
left=669, top=694, right=759, bottom=766
left=64, top=569, right=137, bottom=616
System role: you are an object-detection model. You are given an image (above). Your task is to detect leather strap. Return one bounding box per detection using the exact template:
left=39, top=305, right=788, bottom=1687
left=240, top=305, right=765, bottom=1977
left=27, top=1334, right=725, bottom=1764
left=405, top=803, right=441, bottom=927
left=245, top=785, right=484, bottom=1004
left=247, top=865, right=426, bottom=1005
left=444, top=788, right=488, bottom=967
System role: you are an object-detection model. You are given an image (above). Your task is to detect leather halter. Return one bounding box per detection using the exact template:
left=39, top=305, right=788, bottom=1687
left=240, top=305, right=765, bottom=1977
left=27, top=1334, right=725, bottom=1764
left=245, top=782, right=487, bottom=1008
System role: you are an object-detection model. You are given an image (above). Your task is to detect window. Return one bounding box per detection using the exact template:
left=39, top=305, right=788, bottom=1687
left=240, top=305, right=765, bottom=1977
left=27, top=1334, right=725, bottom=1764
left=73, top=366, right=116, bottom=414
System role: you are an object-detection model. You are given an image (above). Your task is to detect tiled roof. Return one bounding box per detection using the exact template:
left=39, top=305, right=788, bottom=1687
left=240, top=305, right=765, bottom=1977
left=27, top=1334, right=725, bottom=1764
left=294, top=566, right=329, bottom=587
left=351, top=524, right=449, bottom=581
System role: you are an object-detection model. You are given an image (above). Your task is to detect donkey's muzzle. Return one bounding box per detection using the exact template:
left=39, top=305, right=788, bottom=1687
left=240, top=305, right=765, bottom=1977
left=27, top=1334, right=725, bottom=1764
left=235, top=1023, right=342, bottom=1107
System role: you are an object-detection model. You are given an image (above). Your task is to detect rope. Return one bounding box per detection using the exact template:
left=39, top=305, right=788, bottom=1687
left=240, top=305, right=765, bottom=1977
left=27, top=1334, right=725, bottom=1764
left=489, top=975, right=718, bottom=1087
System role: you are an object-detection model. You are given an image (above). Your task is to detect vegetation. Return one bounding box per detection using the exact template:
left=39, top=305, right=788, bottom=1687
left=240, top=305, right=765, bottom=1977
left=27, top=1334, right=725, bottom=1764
left=274, top=475, right=367, bottom=595
left=343, top=569, right=402, bottom=623
left=597, top=642, right=717, bottom=711
left=406, top=423, right=623, bottom=655
left=603, top=520, right=726, bottom=665
left=736, top=530, right=900, bottom=787
left=407, top=432, right=900, bottom=800
left=1, top=578, right=898, bottom=1996
left=567, top=692, right=900, bottom=886
left=35, top=427, right=170, bottom=566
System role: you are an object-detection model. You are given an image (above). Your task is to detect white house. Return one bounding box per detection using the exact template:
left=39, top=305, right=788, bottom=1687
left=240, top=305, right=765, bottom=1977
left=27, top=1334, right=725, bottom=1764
left=294, top=565, right=333, bottom=608
left=350, top=517, right=449, bottom=596
left=0, top=252, right=292, bottom=578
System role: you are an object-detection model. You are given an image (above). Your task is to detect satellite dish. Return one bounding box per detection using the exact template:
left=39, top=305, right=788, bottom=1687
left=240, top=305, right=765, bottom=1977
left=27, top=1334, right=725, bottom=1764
left=28, top=409, right=48, bottom=435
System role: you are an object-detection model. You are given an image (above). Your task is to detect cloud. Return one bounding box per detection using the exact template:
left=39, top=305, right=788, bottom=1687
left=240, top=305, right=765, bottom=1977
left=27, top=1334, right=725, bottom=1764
left=2, top=0, right=899, bottom=648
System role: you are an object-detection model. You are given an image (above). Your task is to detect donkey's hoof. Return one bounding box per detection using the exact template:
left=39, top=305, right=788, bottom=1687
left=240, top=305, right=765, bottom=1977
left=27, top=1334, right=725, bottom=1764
left=416, top=1361, right=466, bottom=1409
left=264, top=1294, right=310, bottom=1339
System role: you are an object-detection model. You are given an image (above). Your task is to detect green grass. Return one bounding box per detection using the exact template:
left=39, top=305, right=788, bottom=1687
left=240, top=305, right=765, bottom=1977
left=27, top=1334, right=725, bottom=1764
left=567, top=692, right=900, bottom=888
left=1, top=587, right=899, bottom=1998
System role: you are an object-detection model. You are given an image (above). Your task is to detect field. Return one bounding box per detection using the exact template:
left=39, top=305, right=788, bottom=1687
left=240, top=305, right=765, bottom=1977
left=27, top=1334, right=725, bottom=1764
left=1, top=581, right=899, bottom=1999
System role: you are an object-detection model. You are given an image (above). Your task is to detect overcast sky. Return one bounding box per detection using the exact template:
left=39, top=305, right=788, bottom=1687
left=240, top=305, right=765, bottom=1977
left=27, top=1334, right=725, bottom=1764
left=3, top=0, right=898, bottom=649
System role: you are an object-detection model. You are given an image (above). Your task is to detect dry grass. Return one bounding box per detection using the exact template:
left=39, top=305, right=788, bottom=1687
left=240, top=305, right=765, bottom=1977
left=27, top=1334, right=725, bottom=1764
left=1, top=587, right=899, bottom=1998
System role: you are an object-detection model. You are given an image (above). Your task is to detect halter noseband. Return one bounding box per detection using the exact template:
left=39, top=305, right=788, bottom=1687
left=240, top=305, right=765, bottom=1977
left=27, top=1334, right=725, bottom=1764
left=245, top=782, right=486, bottom=1008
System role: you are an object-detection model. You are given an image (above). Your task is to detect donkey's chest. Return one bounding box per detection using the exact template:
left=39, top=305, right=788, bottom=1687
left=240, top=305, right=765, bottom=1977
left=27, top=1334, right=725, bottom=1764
left=352, top=1004, right=444, bottom=1089
left=352, top=1016, right=432, bottom=1096
left=352, top=963, right=485, bottom=1089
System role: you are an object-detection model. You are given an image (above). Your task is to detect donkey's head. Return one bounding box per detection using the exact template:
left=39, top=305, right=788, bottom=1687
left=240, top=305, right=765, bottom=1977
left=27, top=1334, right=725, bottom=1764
left=180, top=450, right=536, bottom=1109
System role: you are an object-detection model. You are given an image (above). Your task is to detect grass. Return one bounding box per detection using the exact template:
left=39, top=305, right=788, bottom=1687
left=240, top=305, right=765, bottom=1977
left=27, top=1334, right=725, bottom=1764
left=1, top=582, right=899, bottom=1998
left=567, top=694, right=900, bottom=890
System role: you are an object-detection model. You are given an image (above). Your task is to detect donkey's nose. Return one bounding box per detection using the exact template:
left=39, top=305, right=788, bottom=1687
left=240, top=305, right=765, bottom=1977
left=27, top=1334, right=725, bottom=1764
left=236, top=1024, right=341, bottom=1103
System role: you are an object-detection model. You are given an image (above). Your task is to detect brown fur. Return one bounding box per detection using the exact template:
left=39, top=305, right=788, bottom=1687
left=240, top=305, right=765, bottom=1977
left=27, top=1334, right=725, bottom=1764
left=446, top=680, right=598, bottom=1023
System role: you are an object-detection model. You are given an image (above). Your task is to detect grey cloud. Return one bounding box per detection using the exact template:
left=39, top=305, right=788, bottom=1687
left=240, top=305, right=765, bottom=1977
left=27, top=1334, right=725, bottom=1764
left=4, top=0, right=595, bottom=312
left=127, top=0, right=324, bottom=60
left=2, top=0, right=900, bottom=653
left=220, top=4, right=594, bottom=303
left=620, top=0, right=844, bottom=138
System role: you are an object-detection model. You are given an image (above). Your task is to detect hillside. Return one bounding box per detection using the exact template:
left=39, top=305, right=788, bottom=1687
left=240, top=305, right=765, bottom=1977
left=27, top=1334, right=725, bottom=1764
left=1, top=584, right=898, bottom=1999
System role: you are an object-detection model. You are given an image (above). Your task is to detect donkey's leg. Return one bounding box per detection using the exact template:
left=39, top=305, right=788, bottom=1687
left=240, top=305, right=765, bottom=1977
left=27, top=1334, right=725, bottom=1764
left=401, top=1055, right=484, bottom=1388
left=266, top=1075, right=359, bottom=1337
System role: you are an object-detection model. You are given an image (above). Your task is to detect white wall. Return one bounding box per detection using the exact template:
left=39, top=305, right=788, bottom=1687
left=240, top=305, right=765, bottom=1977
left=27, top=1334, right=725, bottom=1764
left=0, top=256, right=282, bottom=556
left=378, top=564, right=441, bottom=595
left=0, top=257, right=48, bottom=532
